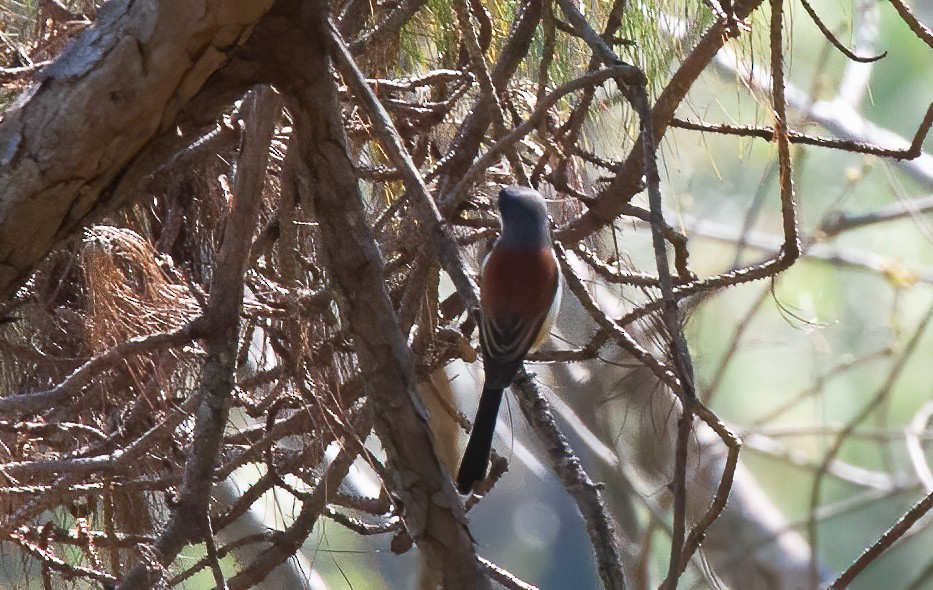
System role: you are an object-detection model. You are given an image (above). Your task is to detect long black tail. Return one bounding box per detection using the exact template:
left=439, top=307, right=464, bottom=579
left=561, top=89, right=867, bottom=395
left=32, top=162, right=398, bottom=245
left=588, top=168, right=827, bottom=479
left=456, top=386, right=505, bottom=494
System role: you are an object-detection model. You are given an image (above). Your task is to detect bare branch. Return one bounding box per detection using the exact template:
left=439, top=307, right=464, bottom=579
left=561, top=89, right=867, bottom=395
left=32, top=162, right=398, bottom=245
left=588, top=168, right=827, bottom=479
left=269, top=7, right=487, bottom=585
left=670, top=111, right=933, bottom=161
left=828, top=490, right=933, bottom=589
left=711, top=49, right=933, bottom=188
left=10, top=528, right=117, bottom=586
left=445, top=65, right=640, bottom=211
left=887, top=0, right=933, bottom=49
left=452, top=0, right=527, bottom=185
left=0, top=0, right=275, bottom=298
left=0, top=325, right=194, bottom=415
left=808, top=304, right=933, bottom=586
left=559, top=0, right=766, bottom=242
left=514, top=371, right=627, bottom=590
left=347, top=0, right=426, bottom=54
left=820, top=194, right=933, bottom=237
left=116, top=85, right=282, bottom=590
left=328, top=20, right=481, bottom=316
left=558, top=247, right=682, bottom=393
left=226, top=445, right=362, bottom=589
left=797, top=0, right=887, bottom=63
left=433, top=0, right=542, bottom=208
left=479, top=556, right=540, bottom=590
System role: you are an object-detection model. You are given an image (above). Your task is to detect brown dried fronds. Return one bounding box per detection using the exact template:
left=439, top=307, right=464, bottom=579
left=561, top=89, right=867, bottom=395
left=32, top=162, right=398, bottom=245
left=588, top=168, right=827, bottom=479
left=80, top=226, right=197, bottom=353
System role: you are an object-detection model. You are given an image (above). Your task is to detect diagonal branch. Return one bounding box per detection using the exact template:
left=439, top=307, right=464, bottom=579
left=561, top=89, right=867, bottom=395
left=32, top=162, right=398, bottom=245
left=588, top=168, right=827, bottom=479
left=514, top=372, right=627, bottom=590
left=807, top=303, right=933, bottom=587
left=0, top=325, right=194, bottom=416
left=558, top=0, right=766, bottom=242
left=115, top=85, right=282, bottom=590
left=797, top=0, right=886, bottom=63
left=452, top=0, right=527, bottom=185
left=346, top=0, right=426, bottom=54
left=827, top=489, right=933, bottom=589
left=435, top=0, right=543, bottom=209
left=257, top=5, right=488, bottom=586
left=329, top=20, right=481, bottom=317
left=226, top=442, right=364, bottom=589
left=445, top=65, right=639, bottom=213
left=887, top=0, right=933, bottom=49
left=0, top=0, right=275, bottom=299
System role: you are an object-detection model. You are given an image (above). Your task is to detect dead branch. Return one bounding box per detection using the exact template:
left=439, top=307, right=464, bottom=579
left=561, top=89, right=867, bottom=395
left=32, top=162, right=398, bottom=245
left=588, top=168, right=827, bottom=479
left=887, top=0, right=933, bottom=49
left=0, top=325, right=194, bottom=415
left=514, top=371, right=627, bottom=590
left=807, top=303, right=933, bottom=586
left=828, top=489, right=933, bottom=589
left=0, top=0, right=275, bottom=299
left=115, top=85, right=281, bottom=589
left=263, top=4, right=487, bottom=585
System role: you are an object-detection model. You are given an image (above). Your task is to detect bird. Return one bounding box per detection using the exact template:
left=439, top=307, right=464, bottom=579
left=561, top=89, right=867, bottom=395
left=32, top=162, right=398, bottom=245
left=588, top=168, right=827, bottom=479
left=456, top=185, right=562, bottom=494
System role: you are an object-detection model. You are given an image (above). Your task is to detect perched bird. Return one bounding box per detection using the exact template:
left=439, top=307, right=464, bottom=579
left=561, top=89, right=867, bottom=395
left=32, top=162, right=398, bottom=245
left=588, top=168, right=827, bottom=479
left=456, top=186, right=561, bottom=494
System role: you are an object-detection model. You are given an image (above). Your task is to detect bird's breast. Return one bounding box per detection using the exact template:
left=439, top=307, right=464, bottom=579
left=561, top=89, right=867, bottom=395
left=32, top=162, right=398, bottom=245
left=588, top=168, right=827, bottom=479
left=480, top=246, right=559, bottom=325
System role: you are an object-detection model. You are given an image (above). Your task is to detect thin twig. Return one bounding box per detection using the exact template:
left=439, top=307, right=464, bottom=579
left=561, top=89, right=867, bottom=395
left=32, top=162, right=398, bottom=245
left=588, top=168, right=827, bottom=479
left=329, top=19, right=481, bottom=317
left=324, top=507, right=400, bottom=536
left=514, top=371, right=627, bottom=590
left=710, top=47, right=933, bottom=187
left=347, top=0, right=426, bottom=54
left=681, top=215, right=933, bottom=285
left=887, top=0, right=933, bottom=49
left=663, top=407, right=692, bottom=590
left=572, top=244, right=664, bottom=288
left=820, top=194, right=933, bottom=237
left=479, top=556, right=541, bottom=590
left=10, top=528, right=117, bottom=586
left=769, top=0, right=802, bottom=269
left=452, top=0, right=527, bottom=185
left=827, top=490, right=933, bottom=589
left=666, top=399, right=741, bottom=579
left=558, top=0, right=765, bottom=242
left=430, top=0, right=542, bottom=207
left=445, top=65, right=637, bottom=212
left=226, top=445, right=363, bottom=589
left=701, top=286, right=771, bottom=405
left=557, top=246, right=682, bottom=394
left=797, top=0, right=886, bottom=63
left=807, top=304, right=933, bottom=586
left=203, top=512, right=228, bottom=589
left=670, top=115, right=933, bottom=160
left=0, top=325, right=194, bottom=415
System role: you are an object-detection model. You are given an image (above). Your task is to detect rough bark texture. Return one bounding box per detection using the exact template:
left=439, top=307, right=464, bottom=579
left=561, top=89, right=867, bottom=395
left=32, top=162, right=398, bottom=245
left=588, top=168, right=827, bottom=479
left=0, top=0, right=274, bottom=298
left=115, top=85, right=281, bottom=590
left=249, top=3, right=490, bottom=587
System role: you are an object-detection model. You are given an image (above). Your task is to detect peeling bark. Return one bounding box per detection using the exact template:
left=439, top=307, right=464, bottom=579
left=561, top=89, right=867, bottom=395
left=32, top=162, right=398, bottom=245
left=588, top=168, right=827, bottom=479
left=0, top=0, right=274, bottom=298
